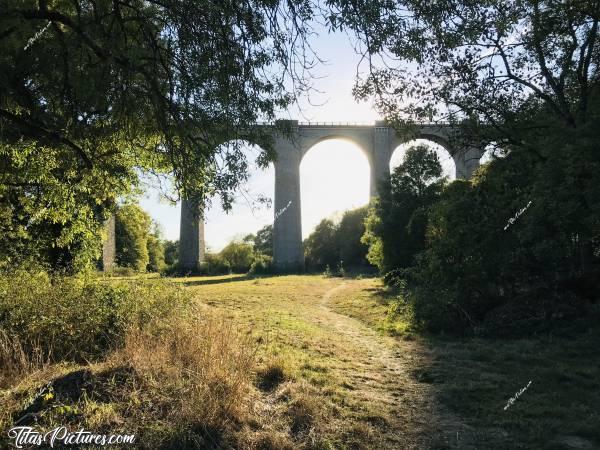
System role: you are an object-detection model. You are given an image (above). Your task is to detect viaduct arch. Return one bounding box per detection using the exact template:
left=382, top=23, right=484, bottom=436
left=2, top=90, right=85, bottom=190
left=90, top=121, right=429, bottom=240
left=102, top=120, right=485, bottom=272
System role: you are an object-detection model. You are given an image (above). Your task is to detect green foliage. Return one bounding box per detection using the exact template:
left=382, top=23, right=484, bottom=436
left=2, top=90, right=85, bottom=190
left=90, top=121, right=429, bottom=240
left=1, top=0, right=316, bottom=272
left=0, top=267, right=191, bottom=361
left=329, top=0, right=599, bottom=138
left=199, top=253, right=232, bottom=276
left=249, top=253, right=273, bottom=275
left=362, top=145, right=445, bottom=274
left=406, top=133, right=600, bottom=333
left=220, top=241, right=255, bottom=273
left=337, top=206, right=370, bottom=267
left=163, top=240, right=179, bottom=267
left=305, top=207, right=372, bottom=271
left=0, top=143, right=114, bottom=272
left=147, top=227, right=166, bottom=273
left=252, top=225, right=274, bottom=257
left=115, top=203, right=152, bottom=272
left=330, top=0, right=600, bottom=334
left=304, top=219, right=340, bottom=270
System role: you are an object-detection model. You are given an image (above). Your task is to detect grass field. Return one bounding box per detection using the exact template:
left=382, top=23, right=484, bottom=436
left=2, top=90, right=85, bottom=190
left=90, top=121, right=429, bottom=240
left=177, top=274, right=600, bottom=449
left=2, top=274, right=599, bottom=448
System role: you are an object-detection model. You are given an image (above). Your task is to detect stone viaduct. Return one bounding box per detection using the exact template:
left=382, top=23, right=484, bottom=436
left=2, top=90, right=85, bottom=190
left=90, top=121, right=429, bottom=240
left=102, top=120, right=485, bottom=272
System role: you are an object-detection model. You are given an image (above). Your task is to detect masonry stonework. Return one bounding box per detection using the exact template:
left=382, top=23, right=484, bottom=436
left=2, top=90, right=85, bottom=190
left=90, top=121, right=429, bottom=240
left=144, top=120, right=486, bottom=273
left=102, top=214, right=116, bottom=272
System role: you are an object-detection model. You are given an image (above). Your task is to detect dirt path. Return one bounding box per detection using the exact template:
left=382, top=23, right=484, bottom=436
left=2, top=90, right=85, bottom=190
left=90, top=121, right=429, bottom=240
left=315, top=282, right=468, bottom=449
left=191, top=275, right=469, bottom=448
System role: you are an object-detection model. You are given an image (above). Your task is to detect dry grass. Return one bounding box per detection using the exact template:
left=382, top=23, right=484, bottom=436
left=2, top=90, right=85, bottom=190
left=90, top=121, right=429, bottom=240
left=4, top=273, right=597, bottom=448
left=119, top=314, right=257, bottom=430
left=0, top=313, right=261, bottom=449
left=0, top=330, right=50, bottom=388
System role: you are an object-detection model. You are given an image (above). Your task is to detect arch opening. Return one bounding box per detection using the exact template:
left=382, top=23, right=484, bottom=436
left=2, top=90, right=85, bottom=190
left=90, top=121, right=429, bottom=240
left=204, top=140, right=275, bottom=253
left=300, top=139, right=370, bottom=239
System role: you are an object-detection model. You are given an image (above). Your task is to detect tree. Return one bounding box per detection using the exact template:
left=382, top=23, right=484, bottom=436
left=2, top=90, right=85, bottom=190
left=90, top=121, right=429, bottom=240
left=1, top=0, right=316, bottom=270
left=253, top=225, right=274, bottom=257
left=304, top=219, right=340, bottom=270
left=327, top=0, right=600, bottom=332
left=115, top=203, right=152, bottom=272
left=329, top=0, right=600, bottom=145
left=337, top=207, right=370, bottom=267
left=147, top=225, right=165, bottom=273
left=362, top=145, right=446, bottom=274
left=163, top=240, right=179, bottom=267
left=220, top=241, right=254, bottom=273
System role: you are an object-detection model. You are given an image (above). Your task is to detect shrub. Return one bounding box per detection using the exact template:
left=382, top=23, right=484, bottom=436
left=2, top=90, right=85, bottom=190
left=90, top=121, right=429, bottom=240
left=200, top=252, right=232, bottom=275
left=406, top=138, right=600, bottom=333
left=249, top=254, right=273, bottom=275
left=0, top=267, right=191, bottom=362
left=220, top=241, right=254, bottom=273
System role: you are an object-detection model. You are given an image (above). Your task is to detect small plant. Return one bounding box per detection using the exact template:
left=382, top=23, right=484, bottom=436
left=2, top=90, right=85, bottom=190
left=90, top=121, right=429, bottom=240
left=249, top=254, right=273, bottom=275
left=336, top=260, right=346, bottom=277
left=323, top=265, right=332, bottom=277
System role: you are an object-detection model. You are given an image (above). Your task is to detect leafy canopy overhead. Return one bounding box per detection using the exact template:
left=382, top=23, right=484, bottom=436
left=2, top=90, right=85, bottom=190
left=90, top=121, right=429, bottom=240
left=0, top=0, right=317, bottom=268
left=328, top=0, right=600, bottom=146
left=2, top=0, right=316, bottom=203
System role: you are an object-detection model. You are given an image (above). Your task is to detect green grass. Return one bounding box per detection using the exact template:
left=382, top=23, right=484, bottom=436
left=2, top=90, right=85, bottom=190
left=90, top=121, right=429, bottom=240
left=324, top=277, right=600, bottom=449
left=2, top=272, right=598, bottom=449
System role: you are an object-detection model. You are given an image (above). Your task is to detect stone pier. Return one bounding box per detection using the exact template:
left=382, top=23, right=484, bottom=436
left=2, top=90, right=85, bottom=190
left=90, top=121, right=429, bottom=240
left=102, top=214, right=116, bottom=272
left=173, top=120, right=485, bottom=272
left=178, top=198, right=205, bottom=271
left=272, top=122, right=304, bottom=271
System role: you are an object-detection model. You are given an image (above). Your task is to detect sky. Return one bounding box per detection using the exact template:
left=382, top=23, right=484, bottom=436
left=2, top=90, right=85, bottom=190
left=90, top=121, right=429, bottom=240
left=139, top=27, right=456, bottom=251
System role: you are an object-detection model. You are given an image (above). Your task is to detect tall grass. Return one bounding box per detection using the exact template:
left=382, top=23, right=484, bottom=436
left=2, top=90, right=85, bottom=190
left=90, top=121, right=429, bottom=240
left=0, top=268, right=190, bottom=363
left=119, top=316, right=257, bottom=435
left=0, top=268, right=261, bottom=448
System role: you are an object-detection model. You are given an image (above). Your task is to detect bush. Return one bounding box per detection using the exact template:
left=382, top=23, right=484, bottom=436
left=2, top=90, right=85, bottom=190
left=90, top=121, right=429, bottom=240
left=249, top=254, right=273, bottom=275
left=304, top=207, right=372, bottom=271
left=220, top=241, right=254, bottom=273
left=406, top=137, right=600, bottom=333
left=199, top=252, right=231, bottom=275
left=115, top=203, right=152, bottom=272
left=0, top=267, right=191, bottom=362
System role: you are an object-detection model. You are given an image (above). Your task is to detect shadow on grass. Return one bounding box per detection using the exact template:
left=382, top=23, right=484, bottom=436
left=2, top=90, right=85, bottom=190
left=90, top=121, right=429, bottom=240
left=181, top=274, right=252, bottom=286
left=12, top=366, right=135, bottom=426
left=410, top=315, right=600, bottom=448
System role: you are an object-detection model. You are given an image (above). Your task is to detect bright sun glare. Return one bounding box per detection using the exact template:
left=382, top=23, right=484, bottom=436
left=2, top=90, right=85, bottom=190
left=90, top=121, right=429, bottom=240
left=142, top=138, right=458, bottom=249
left=300, top=139, right=370, bottom=238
